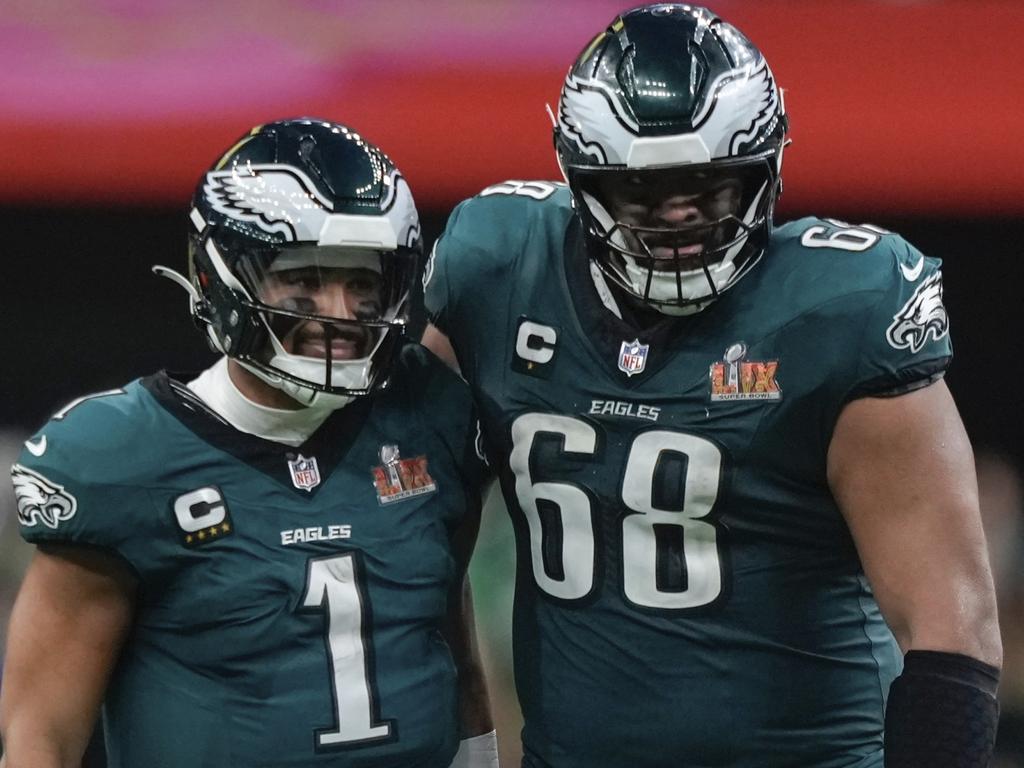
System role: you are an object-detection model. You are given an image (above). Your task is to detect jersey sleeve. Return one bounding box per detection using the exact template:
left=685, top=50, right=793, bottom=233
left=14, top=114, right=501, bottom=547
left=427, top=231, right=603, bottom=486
left=423, top=182, right=567, bottom=371
left=11, top=392, right=161, bottom=578
left=12, top=449, right=151, bottom=576
left=396, top=343, right=488, bottom=501
left=460, top=413, right=490, bottom=497
left=423, top=350, right=489, bottom=498
left=846, top=238, right=952, bottom=400
left=422, top=197, right=476, bottom=340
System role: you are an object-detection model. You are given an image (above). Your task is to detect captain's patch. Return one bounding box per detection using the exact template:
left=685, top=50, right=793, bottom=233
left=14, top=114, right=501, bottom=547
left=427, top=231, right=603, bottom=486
left=372, top=445, right=437, bottom=505
left=173, top=486, right=233, bottom=547
left=512, top=317, right=559, bottom=378
left=11, top=464, right=78, bottom=529
left=886, top=272, right=949, bottom=353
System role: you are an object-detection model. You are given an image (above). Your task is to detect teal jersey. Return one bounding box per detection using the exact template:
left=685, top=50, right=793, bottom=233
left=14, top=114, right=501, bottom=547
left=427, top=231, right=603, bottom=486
left=12, top=345, right=483, bottom=768
left=424, top=182, right=952, bottom=768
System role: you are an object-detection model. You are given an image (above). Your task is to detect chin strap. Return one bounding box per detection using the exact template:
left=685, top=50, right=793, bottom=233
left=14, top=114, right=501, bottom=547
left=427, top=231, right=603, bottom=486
left=588, top=261, right=623, bottom=319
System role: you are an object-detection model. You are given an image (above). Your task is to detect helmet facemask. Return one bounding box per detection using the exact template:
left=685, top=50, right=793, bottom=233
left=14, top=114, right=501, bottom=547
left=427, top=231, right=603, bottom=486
left=195, top=235, right=417, bottom=407
left=571, top=157, right=778, bottom=314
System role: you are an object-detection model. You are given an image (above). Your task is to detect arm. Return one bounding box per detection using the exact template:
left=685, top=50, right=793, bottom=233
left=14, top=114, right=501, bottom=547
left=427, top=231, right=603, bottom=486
left=827, top=380, right=1000, bottom=664
left=421, top=323, right=460, bottom=373
left=441, top=500, right=499, bottom=767
left=0, top=545, right=136, bottom=768
left=827, top=380, right=1001, bottom=766
left=446, top=577, right=495, bottom=736
left=442, top=502, right=494, bottom=739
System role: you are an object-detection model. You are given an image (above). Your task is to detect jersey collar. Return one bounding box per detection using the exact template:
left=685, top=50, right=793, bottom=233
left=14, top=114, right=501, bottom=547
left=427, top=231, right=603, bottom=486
left=187, top=357, right=334, bottom=447
left=143, top=369, right=372, bottom=496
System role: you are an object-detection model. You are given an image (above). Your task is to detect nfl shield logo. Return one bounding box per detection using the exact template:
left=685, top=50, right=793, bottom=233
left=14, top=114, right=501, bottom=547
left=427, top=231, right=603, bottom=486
left=288, top=454, right=321, bottom=492
left=618, top=339, right=649, bottom=377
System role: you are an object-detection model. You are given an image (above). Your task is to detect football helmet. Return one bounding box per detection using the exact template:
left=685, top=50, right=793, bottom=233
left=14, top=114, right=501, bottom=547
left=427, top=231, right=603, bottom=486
left=554, top=4, right=788, bottom=314
left=157, top=118, right=421, bottom=407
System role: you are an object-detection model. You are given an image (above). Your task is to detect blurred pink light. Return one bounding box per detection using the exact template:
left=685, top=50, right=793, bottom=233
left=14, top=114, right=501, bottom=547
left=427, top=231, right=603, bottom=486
left=0, top=0, right=631, bottom=121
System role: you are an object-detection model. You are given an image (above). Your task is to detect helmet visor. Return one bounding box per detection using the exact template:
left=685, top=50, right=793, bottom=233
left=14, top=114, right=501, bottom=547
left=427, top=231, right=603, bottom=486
left=574, top=162, right=766, bottom=267
left=232, top=244, right=415, bottom=392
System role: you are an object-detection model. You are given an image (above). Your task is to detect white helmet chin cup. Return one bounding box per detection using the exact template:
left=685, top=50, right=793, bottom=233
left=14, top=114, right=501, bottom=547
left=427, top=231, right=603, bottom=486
left=266, top=355, right=359, bottom=410
left=621, top=256, right=737, bottom=304
left=253, top=325, right=389, bottom=409
left=239, top=359, right=355, bottom=410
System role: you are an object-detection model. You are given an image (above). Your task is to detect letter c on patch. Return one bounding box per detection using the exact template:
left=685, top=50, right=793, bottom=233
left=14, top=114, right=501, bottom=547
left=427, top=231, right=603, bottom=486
left=515, top=321, right=557, bottom=364
left=174, top=487, right=227, bottom=532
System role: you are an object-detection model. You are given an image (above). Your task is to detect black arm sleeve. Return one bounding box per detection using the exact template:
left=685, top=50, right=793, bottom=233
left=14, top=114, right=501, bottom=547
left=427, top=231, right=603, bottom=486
left=884, top=650, right=1000, bottom=768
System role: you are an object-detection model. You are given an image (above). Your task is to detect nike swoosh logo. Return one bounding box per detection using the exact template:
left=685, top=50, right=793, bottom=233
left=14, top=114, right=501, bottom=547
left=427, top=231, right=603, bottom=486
left=24, top=435, right=47, bottom=457
left=900, top=256, right=925, bottom=281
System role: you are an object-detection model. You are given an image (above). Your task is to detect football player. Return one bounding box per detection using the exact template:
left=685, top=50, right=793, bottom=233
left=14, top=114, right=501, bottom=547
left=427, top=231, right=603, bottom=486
left=421, top=6, right=1001, bottom=767
left=1, top=119, right=498, bottom=768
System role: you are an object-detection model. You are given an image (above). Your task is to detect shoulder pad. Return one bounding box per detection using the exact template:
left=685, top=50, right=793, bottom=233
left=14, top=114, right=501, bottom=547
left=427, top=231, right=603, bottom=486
left=17, top=381, right=154, bottom=486
left=445, top=180, right=572, bottom=249
left=424, top=182, right=572, bottom=338
left=774, top=218, right=951, bottom=395
left=11, top=380, right=161, bottom=561
left=771, top=217, right=933, bottom=300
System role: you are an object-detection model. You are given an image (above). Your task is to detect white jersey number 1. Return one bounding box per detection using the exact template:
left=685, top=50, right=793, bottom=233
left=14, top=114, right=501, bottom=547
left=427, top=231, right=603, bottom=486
left=301, top=554, right=393, bottom=747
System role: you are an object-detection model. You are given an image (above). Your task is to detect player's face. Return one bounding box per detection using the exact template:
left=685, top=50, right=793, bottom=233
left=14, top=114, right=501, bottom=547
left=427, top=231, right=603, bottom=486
left=590, top=167, right=745, bottom=269
left=258, top=267, right=383, bottom=360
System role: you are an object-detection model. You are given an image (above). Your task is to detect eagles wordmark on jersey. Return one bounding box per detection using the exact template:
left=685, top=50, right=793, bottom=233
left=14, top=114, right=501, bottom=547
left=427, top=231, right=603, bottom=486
left=12, top=345, right=483, bottom=768
left=424, top=182, right=952, bottom=768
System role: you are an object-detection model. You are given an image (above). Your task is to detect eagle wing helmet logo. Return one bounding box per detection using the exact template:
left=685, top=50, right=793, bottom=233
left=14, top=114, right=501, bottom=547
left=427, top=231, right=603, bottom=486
left=694, top=59, right=781, bottom=158
left=11, top=464, right=78, bottom=529
left=558, top=76, right=641, bottom=165
left=886, top=271, right=950, bottom=353
left=558, top=58, right=780, bottom=166
left=203, top=164, right=335, bottom=242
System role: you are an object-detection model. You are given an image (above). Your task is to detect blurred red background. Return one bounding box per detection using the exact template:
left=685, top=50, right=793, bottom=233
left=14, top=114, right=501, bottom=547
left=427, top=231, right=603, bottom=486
left=2, top=0, right=1021, bottom=215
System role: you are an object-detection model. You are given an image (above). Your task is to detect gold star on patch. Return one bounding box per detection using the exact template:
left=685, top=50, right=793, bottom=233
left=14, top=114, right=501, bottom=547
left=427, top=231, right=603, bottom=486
left=198, top=530, right=206, bottom=540
left=221, top=522, right=231, bottom=533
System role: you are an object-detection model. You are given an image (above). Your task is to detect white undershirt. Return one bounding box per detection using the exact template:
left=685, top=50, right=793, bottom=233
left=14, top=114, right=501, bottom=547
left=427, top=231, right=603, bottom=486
left=187, top=357, right=334, bottom=447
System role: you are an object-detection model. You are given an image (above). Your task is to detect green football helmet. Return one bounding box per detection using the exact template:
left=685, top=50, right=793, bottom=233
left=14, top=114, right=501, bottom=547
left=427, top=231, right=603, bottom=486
left=158, top=118, right=421, bottom=407
left=554, top=4, right=789, bottom=315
